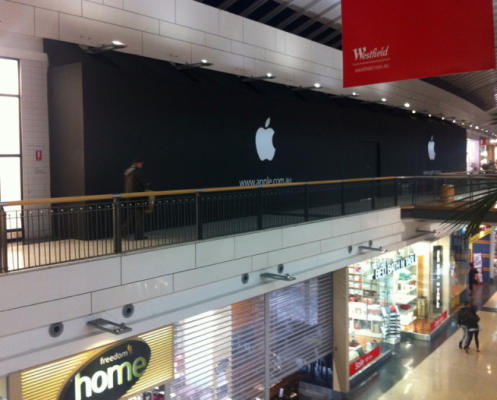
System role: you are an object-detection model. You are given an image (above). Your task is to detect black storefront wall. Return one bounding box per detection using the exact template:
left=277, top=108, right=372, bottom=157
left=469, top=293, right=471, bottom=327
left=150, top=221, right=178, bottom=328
left=46, top=40, right=466, bottom=197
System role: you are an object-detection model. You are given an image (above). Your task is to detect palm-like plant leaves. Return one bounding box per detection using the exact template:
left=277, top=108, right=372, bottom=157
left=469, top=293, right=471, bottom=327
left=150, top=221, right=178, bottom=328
left=442, top=177, right=497, bottom=237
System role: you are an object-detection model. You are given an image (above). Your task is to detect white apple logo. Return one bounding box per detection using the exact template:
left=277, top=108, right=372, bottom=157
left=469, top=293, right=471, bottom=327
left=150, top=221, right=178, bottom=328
left=428, top=136, right=436, bottom=160
left=256, top=118, right=276, bottom=161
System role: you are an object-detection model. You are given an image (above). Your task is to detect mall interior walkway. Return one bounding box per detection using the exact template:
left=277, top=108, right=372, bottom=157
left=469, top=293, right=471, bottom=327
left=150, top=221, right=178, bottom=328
left=348, top=283, right=497, bottom=400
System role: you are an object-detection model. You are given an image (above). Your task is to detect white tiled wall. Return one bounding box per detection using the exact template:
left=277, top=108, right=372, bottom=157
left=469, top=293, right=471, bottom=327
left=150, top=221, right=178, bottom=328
left=0, top=208, right=447, bottom=376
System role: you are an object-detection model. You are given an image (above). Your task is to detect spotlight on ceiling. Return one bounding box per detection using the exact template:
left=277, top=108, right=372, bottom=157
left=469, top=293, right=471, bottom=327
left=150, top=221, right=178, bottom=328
left=242, top=73, right=276, bottom=82
left=428, top=114, right=432, bottom=117
left=352, top=92, right=359, bottom=97
left=291, top=83, right=323, bottom=91
left=412, top=110, right=416, bottom=114
left=404, top=103, right=410, bottom=108
left=177, top=59, right=213, bottom=70
left=85, top=40, right=127, bottom=54
left=359, top=245, right=387, bottom=253
left=87, top=318, right=132, bottom=335
left=381, top=98, right=387, bottom=102
left=476, top=126, right=479, bottom=129
left=442, top=117, right=445, bottom=120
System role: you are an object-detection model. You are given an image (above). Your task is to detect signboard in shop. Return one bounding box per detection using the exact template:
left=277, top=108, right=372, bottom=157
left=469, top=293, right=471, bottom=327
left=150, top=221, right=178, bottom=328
left=9, top=326, right=174, bottom=400
left=432, top=246, right=443, bottom=311
left=349, top=346, right=381, bottom=376
left=373, top=255, right=417, bottom=280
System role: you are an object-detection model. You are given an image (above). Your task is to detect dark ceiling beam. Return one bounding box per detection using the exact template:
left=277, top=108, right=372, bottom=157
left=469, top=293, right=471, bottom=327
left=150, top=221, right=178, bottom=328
left=218, top=0, right=238, bottom=10
left=306, top=15, right=342, bottom=40
left=319, top=29, right=341, bottom=44
left=259, top=0, right=298, bottom=24
left=240, top=0, right=269, bottom=17
left=292, top=1, right=341, bottom=35
left=276, top=0, right=326, bottom=29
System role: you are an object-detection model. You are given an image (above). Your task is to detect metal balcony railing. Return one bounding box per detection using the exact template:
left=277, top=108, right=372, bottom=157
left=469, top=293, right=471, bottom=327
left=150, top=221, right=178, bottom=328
left=1, top=175, right=496, bottom=272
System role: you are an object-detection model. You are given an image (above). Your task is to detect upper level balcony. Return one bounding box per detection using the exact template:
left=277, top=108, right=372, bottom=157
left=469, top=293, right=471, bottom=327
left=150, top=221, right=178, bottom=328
left=0, top=174, right=492, bottom=272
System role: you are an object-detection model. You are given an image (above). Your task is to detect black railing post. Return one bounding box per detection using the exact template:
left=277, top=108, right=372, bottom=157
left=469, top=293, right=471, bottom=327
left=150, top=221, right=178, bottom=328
left=257, top=187, right=263, bottom=230
left=112, top=195, right=122, bottom=254
left=412, top=178, right=418, bottom=205
left=196, top=191, right=203, bottom=240
left=371, top=179, right=376, bottom=210
left=393, top=178, right=398, bottom=206
left=0, top=205, right=8, bottom=273
left=304, top=183, right=309, bottom=221
left=469, top=178, right=473, bottom=202
left=433, top=177, right=437, bottom=199
left=341, top=181, right=346, bottom=215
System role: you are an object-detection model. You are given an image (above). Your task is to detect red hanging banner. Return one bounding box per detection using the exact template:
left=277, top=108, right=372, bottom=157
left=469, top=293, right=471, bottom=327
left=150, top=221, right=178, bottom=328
left=342, top=0, right=496, bottom=88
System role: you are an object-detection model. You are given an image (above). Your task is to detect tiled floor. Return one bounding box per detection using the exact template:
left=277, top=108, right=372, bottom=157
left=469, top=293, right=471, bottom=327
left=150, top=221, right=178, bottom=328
left=349, top=283, right=497, bottom=400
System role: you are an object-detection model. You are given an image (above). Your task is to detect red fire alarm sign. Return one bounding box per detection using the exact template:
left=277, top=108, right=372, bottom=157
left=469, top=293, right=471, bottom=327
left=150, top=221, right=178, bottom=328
left=36, top=150, right=42, bottom=161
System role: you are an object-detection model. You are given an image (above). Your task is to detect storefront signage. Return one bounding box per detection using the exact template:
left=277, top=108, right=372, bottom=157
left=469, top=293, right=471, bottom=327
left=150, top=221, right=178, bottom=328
left=373, top=255, right=417, bottom=280
left=9, top=326, right=174, bottom=400
left=433, top=246, right=443, bottom=311
left=430, top=311, right=448, bottom=332
left=349, top=346, right=381, bottom=376
left=60, top=340, right=151, bottom=400
left=342, top=0, right=495, bottom=87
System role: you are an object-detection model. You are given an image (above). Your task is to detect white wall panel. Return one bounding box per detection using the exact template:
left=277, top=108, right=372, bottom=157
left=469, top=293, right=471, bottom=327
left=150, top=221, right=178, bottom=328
left=143, top=32, right=191, bottom=63
left=10, top=0, right=82, bottom=15
left=284, top=32, right=311, bottom=61
left=206, top=33, right=231, bottom=52
left=235, top=229, right=282, bottom=258
left=252, top=253, right=268, bottom=271
left=266, top=49, right=303, bottom=70
left=268, top=242, right=321, bottom=267
left=360, top=212, right=378, bottom=230
left=121, top=243, right=195, bottom=284
left=243, top=18, right=276, bottom=51
left=160, top=21, right=206, bottom=46
left=59, top=13, right=143, bottom=55
left=174, top=257, right=251, bottom=292
left=83, top=1, right=159, bottom=34
left=332, top=215, right=361, bottom=236
left=0, top=294, right=91, bottom=337
left=0, top=0, right=34, bottom=36
left=232, top=41, right=265, bottom=61
left=104, top=0, right=123, bottom=8
left=321, top=234, right=352, bottom=253
left=352, top=225, right=387, bottom=245
left=0, top=257, right=120, bottom=312
left=92, top=275, right=173, bottom=312
left=124, top=0, right=175, bottom=22
left=176, top=0, right=218, bottom=35
left=34, top=8, right=59, bottom=40
left=282, top=220, right=332, bottom=248
left=219, top=10, right=243, bottom=42
left=196, top=237, right=234, bottom=267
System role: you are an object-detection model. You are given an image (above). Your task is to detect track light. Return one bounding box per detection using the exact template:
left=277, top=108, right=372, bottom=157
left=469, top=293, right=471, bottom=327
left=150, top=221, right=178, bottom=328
left=428, top=114, right=432, bottom=117
left=292, top=83, right=322, bottom=91
left=87, top=318, right=132, bottom=335
left=412, top=110, right=416, bottom=114
left=260, top=272, right=296, bottom=281
left=404, top=103, right=410, bottom=108
left=359, top=245, right=387, bottom=253
left=177, top=59, right=213, bottom=70
left=416, top=228, right=438, bottom=234
left=242, top=73, right=276, bottom=82
left=85, top=40, right=127, bottom=54
left=352, top=92, right=359, bottom=97
left=442, top=117, right=445, bottom=120
left=381, top=98, right=387, bottom=102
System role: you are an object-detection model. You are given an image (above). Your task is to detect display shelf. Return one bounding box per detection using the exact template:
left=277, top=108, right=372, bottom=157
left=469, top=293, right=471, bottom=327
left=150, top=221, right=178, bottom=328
left=354, top=329, right=383, bottom=338
left=397, top=288, right=417, bottom=294
left=400, top=316, right=417, bottom=326
left=350, top=313, right=367, bottom=321
left=394, top=294, right=417, bottom=303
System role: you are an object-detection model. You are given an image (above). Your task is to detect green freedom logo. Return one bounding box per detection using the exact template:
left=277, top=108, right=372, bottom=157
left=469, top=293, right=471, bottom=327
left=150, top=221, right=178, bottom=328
left=60, top=340, right=151, bottom=400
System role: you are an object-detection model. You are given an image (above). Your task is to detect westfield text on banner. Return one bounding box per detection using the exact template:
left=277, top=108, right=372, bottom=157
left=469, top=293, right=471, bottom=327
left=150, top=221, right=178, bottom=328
left=342, top=0, right=496, bottom=88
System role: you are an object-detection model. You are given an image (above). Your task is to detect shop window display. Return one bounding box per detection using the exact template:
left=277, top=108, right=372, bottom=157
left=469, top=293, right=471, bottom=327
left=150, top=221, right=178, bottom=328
left=348, top=240, right=452, bottom=375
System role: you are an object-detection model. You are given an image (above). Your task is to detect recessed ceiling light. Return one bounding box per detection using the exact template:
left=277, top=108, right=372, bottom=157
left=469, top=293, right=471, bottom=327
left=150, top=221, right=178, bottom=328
left=428, top=114, right=432, bottom=117
left=266, top=73, right=273, bottom=78
left=442, top=117, right=445, bottom=120
left=412, top=110, right=416, bottom=114
left=381, top=98, right=387, bottom=102
left=476, top=126, right=479, bottom=129
left=314, top=83, right=322, bottom=88
left=352, top=92, right=358, bottom=96
left=453, top=120, right=456, bottom=123
left=404, top=103, right=410, bottom=108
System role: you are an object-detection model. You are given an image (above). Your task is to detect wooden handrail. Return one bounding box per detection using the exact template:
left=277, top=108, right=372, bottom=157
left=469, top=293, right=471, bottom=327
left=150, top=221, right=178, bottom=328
left=0, top=175, right=415, bottom=207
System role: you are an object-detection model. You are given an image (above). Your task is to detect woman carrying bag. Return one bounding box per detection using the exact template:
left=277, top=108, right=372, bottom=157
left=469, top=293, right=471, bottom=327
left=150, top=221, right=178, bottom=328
left=464, top=306, right=482, bottom=353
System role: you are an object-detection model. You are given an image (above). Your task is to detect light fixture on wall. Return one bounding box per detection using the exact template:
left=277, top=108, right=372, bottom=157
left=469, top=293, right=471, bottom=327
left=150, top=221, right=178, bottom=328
left=359, top=245, right=387, bottom=253
left=412, top=110, right=416, bottom=114
left=381, top=98, right=387, bottom=102
left=416, top=228, right=438, bottom=234
left=87, top=318, right=132, bottom=335
left=177, top=59, right=214, bottom=70
left=260, top=272, right=296, bottom=281
left=85, top=40, right=127, bottom=54
left=404, top=102, right=410, bottom=108
left=242, top=73, right=276, bottom=82
left=291, top=83, right=322, bottom=91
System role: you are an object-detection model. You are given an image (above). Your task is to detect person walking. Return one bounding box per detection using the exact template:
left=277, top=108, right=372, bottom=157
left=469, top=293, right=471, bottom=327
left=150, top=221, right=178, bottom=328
left=464, top=306, right=481, bottom=353
left=457, top=301, right=470, bottom=349
left=468, top=262, right=479, bottom=296
left=123, top=157, right=149, bottom=240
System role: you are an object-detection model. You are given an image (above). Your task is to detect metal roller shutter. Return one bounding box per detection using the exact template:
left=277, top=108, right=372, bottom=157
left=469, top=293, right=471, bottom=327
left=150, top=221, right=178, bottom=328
left=268, top=273, right=333, bottom=384
left=170, top=295, right=266, bottom=400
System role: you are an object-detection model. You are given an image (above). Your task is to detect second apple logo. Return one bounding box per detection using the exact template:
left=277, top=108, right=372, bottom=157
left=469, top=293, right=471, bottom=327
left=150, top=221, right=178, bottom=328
left=256, top=118, right=276, bottom=161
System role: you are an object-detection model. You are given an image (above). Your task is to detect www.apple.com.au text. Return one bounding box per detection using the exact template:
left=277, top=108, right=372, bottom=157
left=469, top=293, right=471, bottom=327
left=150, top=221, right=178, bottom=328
left=239, top=177, right=293, bottom=186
